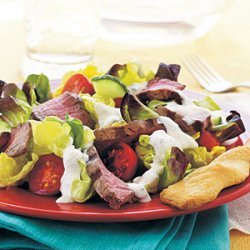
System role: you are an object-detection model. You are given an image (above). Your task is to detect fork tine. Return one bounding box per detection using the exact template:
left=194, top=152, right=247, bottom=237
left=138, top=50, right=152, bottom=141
left=193, top=55, right=225, bottom=84
left=182, top=56, right=212, bottom=89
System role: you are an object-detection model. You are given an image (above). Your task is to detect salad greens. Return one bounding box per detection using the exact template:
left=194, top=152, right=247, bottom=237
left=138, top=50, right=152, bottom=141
left=193, top=96, right=221, bottom=111
left=120, top=93, right=159, bottom=122
left=25, top=73, right=51, bottom=103
left=71, top=159, right=95, bottom=203
left=184, top=146, right=226, bottom=168
left=158, top=147, right=190, bottom=190
left=0, top=153, right=38, bottom=187
left=1, top=83, right=29, bottom=103
left=0, top=96, right=32, bottom=128
left=107, top=62, right=154, bottom=86
left=30, top=119, right=72, bottom=158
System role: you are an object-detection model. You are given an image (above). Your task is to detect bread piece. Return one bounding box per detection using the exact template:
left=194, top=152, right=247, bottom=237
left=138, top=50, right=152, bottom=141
left=160, top=141, right=250, bottom=210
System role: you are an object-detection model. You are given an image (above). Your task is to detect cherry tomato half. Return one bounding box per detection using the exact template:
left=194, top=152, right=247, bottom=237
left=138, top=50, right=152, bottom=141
left=62, top=73, right=95, bottom=95
left=104, top=143, right=138, bottom=182
left=198, top=130, right=220, bottom=151
left=29, top=154, right=64, bottom=196
left=222, top=136, right=243, bottom=150
left=114, top=97, right=123, bottom=108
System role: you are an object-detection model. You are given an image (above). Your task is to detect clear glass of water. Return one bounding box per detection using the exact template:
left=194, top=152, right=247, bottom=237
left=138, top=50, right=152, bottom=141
left=25, top=0, right=100, bottom=65
left=100, top=0, right=230, bottom=46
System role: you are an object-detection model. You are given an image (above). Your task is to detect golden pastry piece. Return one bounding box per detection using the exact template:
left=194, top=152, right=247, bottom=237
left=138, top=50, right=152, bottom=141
left=160, top=140, right=250, bottom=210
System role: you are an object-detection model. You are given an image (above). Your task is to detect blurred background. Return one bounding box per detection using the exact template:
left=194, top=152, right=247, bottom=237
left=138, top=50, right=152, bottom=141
left=0, top=0, right=249, bottom=93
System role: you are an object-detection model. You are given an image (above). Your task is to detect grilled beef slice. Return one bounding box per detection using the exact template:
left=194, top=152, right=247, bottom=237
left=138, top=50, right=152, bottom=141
left=137, top=78, right=185, bottom=103
left=0, top=132, right=10, bottom=151
left=86, top=146, right=135, bottom=209
left=4, top=122, right=32, bottom=157
left=155, top=106, right=211, bottom=135
left=32, top=91, right=94, bottom=128
left=94, top=119, right=165, bottom=153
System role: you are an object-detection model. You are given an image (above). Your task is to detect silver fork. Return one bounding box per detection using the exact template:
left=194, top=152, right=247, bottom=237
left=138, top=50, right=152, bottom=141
left=182, top=55, right=250, bottom=93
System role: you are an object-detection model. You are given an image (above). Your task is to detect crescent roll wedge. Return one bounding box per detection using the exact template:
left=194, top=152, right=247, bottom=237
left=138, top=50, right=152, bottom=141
left=160, top=141, right=250, bottom=210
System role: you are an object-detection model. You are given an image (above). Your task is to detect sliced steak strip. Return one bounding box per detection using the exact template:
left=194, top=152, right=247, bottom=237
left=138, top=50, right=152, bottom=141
left=94, top=119, right=165, bottom=153
left=155, top=106, right=211, bottom=136
left=86, top=146, right=135, bottom=209
left=137, top=78, right=185, bottom=103
left=32, top=91, right=94, bottom=128
left=0, top=132, right=10, bottom=151
left=4, top=122, right=32, bottom=157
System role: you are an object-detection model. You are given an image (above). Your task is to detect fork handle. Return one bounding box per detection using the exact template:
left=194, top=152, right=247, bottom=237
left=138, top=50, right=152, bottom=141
left=236, top=82, right=250, bottom=88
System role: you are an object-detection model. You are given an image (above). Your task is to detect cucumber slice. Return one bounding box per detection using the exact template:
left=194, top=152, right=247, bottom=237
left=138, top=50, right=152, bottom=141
left=92, top=75, right=128, bottom=99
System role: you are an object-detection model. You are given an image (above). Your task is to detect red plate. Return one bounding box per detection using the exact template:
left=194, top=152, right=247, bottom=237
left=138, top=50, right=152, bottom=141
left=0, top=90, right=249, bottom=222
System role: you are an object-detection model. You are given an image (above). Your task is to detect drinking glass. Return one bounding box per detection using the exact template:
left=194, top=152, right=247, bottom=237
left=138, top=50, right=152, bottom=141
left=25, top=0, right=100, bottom=65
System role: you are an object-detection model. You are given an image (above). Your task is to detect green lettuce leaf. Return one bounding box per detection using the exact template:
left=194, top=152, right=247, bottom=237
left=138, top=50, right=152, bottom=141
left=135, top=135, right=155, bottom=168
left=30, top=119, right=71, bottom=157
left=2, top=83, right=28, bottom=103
left=0, top=120, right=11, bottom=134
left=0, top=97, right=32, bottom=128
left=193, top=96, right=221, bottom=111
left=65, top=115, right=84, bottom=149
left=184, top=146, right=226, bottom=168
left=0, top=153, right=38, bottom=187
left=158, top=147, right=190, bottom=190
left=26, top=73, right=51, bottom=103
left=107, top=63, right=154, bottom=86
left=71, top=159, right=95, bottom=203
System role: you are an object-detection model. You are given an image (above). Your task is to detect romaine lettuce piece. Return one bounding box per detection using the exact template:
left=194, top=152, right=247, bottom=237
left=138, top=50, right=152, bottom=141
left=25, top=73, right=51, bottom=103
left=30, top=119, right=71, bottom=157
left=0, top=153, right=38, bottom=187
left=158, top=147, right=190, bottom=190
left=184, top=146, right=226, bottom=168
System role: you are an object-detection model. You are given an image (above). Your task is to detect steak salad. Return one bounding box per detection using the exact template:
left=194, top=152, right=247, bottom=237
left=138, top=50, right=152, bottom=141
left=0, top=63, right=247, bottom=209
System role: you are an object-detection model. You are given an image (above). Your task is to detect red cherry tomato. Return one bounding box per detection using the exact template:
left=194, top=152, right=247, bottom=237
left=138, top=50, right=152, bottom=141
left=198, top=130, right=220, bottom=151
left=29, top=154, right=64, bottom=196
left=222, top=136, right=243, bottom=150
left=114, top=97, right=123, bottom=108
left=104, top=143, right=138, bottom=182
left=62, top=73, right=95, bottom=95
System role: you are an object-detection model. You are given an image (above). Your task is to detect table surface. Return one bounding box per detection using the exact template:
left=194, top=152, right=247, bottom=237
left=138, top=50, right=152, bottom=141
left=0, top=0, right=249, bottom=249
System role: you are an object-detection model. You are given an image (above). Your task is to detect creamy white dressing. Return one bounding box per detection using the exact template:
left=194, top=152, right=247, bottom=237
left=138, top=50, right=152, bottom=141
left=127, top=183, right=151, bottom=202
left=128, top=82, right=147, bottom=95
left=167, top=91, right=211, bottom=126
left=56, top=146, right=89, bottom=203
left=157, top=116, right=198, bottom=150
left=131, top=116, right=198, bottom=196
left=94, top=102, right=123, bottom=128
left=211, top=110, right=228, bottom=124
